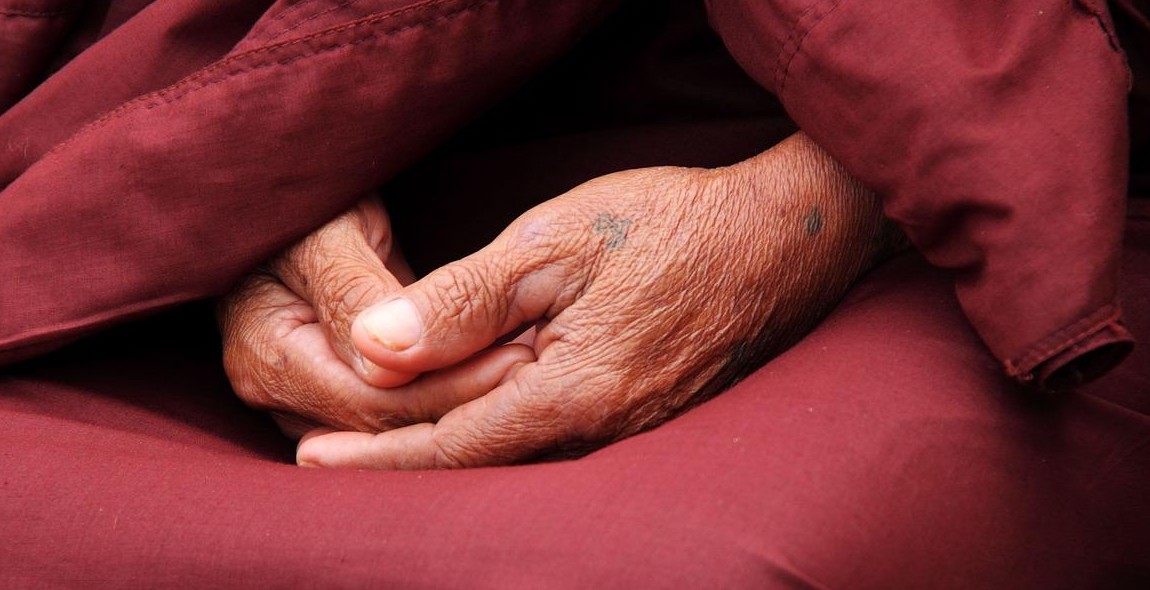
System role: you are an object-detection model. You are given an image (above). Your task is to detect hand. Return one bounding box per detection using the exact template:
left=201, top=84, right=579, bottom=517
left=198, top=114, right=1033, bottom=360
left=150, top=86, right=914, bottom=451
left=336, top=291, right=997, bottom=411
left=296, top=133, right=900, bottom=468
left=218, top=196, right=533, bottom=438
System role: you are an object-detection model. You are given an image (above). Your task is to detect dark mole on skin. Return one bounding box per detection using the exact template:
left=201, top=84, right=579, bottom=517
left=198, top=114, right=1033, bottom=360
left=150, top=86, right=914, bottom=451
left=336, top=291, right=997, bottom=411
left=592, top=213, right=632, bottom=250
left=804, top=206, right=823, bottom=237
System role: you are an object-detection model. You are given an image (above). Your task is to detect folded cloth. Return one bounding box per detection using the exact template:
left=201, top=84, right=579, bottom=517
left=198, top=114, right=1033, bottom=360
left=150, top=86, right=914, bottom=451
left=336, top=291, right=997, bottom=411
left=0, top=0, right=615, bottom=364
left=707, top=0, right=1138, bottom=388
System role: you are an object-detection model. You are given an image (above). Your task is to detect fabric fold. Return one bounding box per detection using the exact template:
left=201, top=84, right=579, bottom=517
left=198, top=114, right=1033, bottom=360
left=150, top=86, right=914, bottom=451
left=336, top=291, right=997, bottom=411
left=0, top=0, right=87, bottom=111
left=0, top=0, right=615, bottom=364
left=707, top=0, right=1134, bottom=388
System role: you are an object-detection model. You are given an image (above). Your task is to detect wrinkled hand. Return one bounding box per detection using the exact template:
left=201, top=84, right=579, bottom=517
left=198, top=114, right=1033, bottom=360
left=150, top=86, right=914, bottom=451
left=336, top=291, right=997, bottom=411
left=297, top=133, right=899, bottom=468
left=218, top=197, right=533, bottom=438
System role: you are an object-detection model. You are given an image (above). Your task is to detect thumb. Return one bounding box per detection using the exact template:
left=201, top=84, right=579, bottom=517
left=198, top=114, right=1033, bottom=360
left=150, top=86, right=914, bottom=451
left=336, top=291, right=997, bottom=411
left=274, top=197, right=416, bottom=388
left=351, top=226, right=582, bottom=374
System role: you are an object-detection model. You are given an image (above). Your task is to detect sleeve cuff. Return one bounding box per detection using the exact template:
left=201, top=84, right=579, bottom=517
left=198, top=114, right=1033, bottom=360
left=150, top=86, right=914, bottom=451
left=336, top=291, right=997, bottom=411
left=1007, top=304, right=1135, bottom=391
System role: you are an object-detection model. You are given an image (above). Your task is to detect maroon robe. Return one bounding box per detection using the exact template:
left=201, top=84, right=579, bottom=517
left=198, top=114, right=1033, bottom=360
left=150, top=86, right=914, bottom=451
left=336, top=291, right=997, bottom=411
left=1, top=0, right=1147, bottom=586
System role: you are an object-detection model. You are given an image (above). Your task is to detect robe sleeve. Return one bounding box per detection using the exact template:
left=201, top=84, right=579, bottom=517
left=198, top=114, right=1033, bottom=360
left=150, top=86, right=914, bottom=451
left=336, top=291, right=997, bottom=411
left=706, top=0, right=1134, bottom=389
left=0, top=0, right=615, bottom=365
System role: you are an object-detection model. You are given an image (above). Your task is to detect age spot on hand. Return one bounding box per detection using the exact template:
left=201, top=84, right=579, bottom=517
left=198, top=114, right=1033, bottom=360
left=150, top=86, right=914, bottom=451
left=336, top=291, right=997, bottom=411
left=592, top=213, right=632, bottom=250
left=804, top=206, right=823, bottom=237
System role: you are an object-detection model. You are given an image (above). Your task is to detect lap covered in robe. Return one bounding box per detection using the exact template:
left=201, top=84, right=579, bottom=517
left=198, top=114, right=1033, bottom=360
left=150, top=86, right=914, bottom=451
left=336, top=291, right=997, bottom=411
left=1, top=0, right=1148, bottom=587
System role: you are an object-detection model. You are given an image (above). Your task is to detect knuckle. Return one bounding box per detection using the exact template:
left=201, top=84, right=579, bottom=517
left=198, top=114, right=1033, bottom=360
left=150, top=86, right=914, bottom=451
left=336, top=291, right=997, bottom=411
left=220, top=317, right=302, bottom=416
left=219, top=304, right=262, bottom=388
left=217, top=273, right=275, bottom=330
left=276, top=233, right=324, bottom=288
left=223, top=337, right=286, bottom=411
left=507, top=207, right=586, bottom=264
left=219, top=275, right=382, bottom=431
left=429, top=427, right=472, bottom=469
left=276, top=211, right=364, bottom=290
left=508, top=208, right=565, bottom=247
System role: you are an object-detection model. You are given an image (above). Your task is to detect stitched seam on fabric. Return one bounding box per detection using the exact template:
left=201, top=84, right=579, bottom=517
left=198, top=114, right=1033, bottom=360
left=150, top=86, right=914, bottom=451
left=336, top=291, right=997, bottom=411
left=774, top=0, right=844, bottom=97
left=1004, top=303, right=1125, bottom=376
left=45, top=0, right=491, bottom=157
left=0, top=7, right=70, bottom=18
left=261, top=0, right=328, bottom=32
left=267, top=0, right=363, bottom=42
left=138, top=2, right=486, bottom=108
left=771, top=1, right=821, bottom=92
left=5, top=0, right=502, bottom=350
left=1012, top=304, right=1124, bottom=372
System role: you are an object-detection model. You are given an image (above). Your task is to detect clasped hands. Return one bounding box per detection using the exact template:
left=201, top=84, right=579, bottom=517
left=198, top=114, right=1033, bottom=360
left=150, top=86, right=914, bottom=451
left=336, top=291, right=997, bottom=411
left=218, top=133, right=895, bottom=469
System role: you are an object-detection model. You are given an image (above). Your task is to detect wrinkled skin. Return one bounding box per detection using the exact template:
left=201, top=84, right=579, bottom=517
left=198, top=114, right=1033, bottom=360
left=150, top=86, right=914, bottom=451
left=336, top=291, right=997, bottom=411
left=220, top=133, right=900, bottom=467
left=218, top=198, right=534, bottom=439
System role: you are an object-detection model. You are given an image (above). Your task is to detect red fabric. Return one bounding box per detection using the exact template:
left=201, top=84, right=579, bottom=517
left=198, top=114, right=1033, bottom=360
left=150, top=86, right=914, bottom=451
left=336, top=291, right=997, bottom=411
left=0, top=0, right=615, bottom=364
left=1, top=3, right=1147, bottom=585
left=0, top=0, right=270, bottom=186
left=2, top=218, right=1147, bottom=587
left=3, top=0, right=1139, bottom=392
left=706, top=0, right=1135, bottom=388
left=0, top=0, right=84, bottom=111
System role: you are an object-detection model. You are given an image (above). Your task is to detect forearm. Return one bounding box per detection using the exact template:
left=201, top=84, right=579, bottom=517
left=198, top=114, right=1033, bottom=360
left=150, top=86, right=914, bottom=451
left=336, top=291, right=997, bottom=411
left=694, top=132, right=905, bottom=392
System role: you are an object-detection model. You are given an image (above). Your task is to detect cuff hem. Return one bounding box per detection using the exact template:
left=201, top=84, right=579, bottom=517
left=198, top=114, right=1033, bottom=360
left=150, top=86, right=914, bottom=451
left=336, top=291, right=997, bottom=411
left=1005, top=304, right=1134, bottom=390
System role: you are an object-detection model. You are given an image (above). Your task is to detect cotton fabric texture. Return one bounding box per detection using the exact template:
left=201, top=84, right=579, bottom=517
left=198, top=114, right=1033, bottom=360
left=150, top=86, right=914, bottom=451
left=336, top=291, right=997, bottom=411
left=1, top=0, right=1148, bottom=586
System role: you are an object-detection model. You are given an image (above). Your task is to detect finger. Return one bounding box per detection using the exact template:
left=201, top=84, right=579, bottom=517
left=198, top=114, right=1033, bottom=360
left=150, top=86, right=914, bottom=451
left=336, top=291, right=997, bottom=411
left=298, top=427, right=338, bottom=450
left=221, top=264, right=535, bottom=433
left=297, top=361, right=582, bottom=469
left=219, top=271, right=316, bottom=389
left=219, top=269, right=315, bottom=329
left=351, top=217, right=588, bottom=375
left=272, top=197, right=416, bottom=388
left=296, top=426, right=435, bottom=470
left=273, top=322, right=534, bottom=431
left=392, top=343, right=534, bottom=423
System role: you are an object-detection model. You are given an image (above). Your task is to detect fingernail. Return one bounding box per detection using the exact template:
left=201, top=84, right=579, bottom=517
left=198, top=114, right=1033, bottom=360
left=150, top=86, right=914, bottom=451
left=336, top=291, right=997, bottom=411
left=297, top=447, right=327, bottom=468
left=297, top=429, right=336, bottom=467
left=359, top=298, right=421, bottom=351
